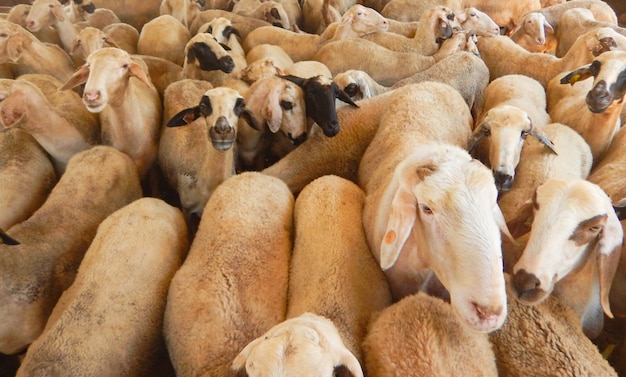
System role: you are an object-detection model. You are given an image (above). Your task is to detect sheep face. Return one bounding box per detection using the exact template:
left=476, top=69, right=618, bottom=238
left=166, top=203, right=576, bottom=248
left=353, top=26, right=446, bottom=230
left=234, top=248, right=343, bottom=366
left=25, top=0, right=65, bottom=32
left=511, top=179, right=622, bottom=326
left=230, top=313, right=364, bottom=377
left=167, top=87, right=250, bottom=151
left=510, top=12, right=553, bottom=46
left=560, top=50, right=626, bottom=114
left=184, top=34, right=235, bottom=73
left=423, top=6, right=456, bottom=43
left=379, top=145, right=509, bottom=332
left=59, top=48, right=153, bottom=113
left=457, top=7, right=500, bottom=37
left=70, top=27, right=116, bottom=58
left=340, top=4, right=389, bottom=36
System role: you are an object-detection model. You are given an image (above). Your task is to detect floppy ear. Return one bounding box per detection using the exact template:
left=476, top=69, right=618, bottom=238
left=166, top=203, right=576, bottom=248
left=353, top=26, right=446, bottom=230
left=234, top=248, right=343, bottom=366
left=6, top=33, right=28, bottom=62
left=51, top=2, right=66, bottom=21
left=128, top=61, right=154, bottom=88
left=166, top=106, right=201, bottom=127
left=335, top=82, right=359, bottom=108
left=467, top=121, right=489, bottom=152
left=560, top=65, right=594, bottom=86
left=529, top=128, right=558, bottom=155
left=229, top=336, right=262, bottom=374
left=58, top=64, right=90, bottom=91
left=0, top=228, right=19, bottom=245
left=379, top=161, right=434, bottom=270
left=0, top=89, right=26, bottom=126
left=493, top=201, right=516, bottom=244
left=505, top=198, right=535, bottom=239
left=264, top=85, right=283, bottom=133
left=596, top=200, right=623, bottom=318
left=279, top=74, right=305, bottom=88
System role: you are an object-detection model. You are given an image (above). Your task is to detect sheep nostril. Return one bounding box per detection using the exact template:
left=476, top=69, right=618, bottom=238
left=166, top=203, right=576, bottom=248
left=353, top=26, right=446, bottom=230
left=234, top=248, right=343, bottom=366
left=493, top=172, right=513, bottom=192
left=513, top=269, right=542, bottom=301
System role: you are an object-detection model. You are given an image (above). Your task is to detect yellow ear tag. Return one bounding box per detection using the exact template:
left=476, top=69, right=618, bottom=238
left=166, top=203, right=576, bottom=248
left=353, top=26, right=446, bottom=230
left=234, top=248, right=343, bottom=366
left=568, top=73, right=581, bottom=85
left=384, top=230, right=396, bottom=244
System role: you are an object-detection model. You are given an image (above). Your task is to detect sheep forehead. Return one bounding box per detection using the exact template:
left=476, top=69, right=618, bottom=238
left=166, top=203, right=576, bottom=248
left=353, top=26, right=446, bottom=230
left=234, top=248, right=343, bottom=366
left=203, top=87, right=243, bottom=114
left=593, top=50, right=626, bottom=80
left=484, top=106, right=530, bottom=130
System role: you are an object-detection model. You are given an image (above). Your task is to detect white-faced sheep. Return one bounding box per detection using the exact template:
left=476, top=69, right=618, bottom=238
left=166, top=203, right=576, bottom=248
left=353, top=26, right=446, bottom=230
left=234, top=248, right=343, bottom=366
left=231, top=174, right=392, bottom=375
left=15, top=197, right=188, bottom=377
left=24, top=0, right=80, bottom=53
left=547, top=49, right=626, bottom=165
left=0, top=128, right=56, bottom=230
left=509, top=179, right=623, bottom=339
left=59, top=47, right=162, bottom=179
left=6, top=3, right=63, bottom=47
left=358, top=81, right=511, bottom=333
left=158, top=80, right=253, bottom=229
left=231, top=0, right=292, bottom=29
left=0, top=19, right=76, bottom=83
left=0, top=75, right=100, bottom=175
left=362, top=292, right=499, bottom=376
left=530, top=0, right=618, bottom=31
left=159, top=0, right=204, bottom=28
left=163, top=172, right=294, bottom=377
left=62, top=0, right=121, bottom=29
left=137, top=14, right=191, bottom=66
left=555, top=8, right=626, bottom=58
left=508, top=11, right=556, bottom=53
left=463, top=0, right=543, bottom=33
left=189, top=9, right=272, bottom=38
left=468, top=74, right=556, bottom=192
left=69, top=24, right=139, bottom=65
left=490, top=274, right=619, bottom=377
left=0, top=146, right=143, bottom=355
left=242, top=4, right=390, bottom=62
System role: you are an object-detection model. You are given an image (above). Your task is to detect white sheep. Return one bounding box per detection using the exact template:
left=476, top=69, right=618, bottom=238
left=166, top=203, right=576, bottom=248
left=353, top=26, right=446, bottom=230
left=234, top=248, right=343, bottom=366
left=69, top=24, right=139, bottom=65
left=508, top=11, right=556, bottom=53
left=242, top=4, right=390, bottom=62
left=362, top=292, right=499, bottom=376
left=490, top=274, right=619, bottom=376
left=163, top=172, right=294, bottom=376
left=508, top=178, right=623, bottom=339
left=137, top=14, right=191, bottom=66
left=24, top=0, right=80, bottom=53
left=477, top=26, right=623, bottom=88
left=245, top=43, right=294, bottom=69
left=232, top=175, right=392, bottom=375
left=6, top=3, right=63, bottom=47
left=358, top=81, right=510, bottom=332
left=0, top=19, right=76, bottom=83
left=189, top=9, right=272, bottom=38
left=59, top=47, right=162, bottom=179
left=0, top=128, right=56, bottom=230
left=313, top=30, right=470, bottom=86
left=0, top=75, right=100, bottom=175
left=231, top=0, right=292, bottom=29
left=456, top=6, right=501, bottom=36
left=463, top=0, right=543, bottom=33
left=158, top=80, right=253, bottom=228
left=530, top=0, right=618, bottom=31
left=159, top=0, right=204, bottom=28
left=0, top=146, right=143, bottom=355
left=547, top=49, right=626, bottom=165
left=468, top=74, right=555, bottom=192
left=15, top=197, right=189, bottom=377
left=333, top=69, right=391, bottom=102
left=380, top=0, right=460, bottom=22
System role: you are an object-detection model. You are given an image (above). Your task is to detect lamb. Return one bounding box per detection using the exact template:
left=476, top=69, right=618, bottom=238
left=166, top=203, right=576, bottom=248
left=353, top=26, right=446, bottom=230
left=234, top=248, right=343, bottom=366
left=70, top=25, right=139, bottom=65
left=362, top=292, right=499, bottom=376
left=489, top=274, right=619, bottom=376
left=547, top=49, right=626, bottom=165
left=0, top=75, right=100, bottom=175
left=477, top=26, right=623, bottom=88
left=467, top=74, right=556, bottom=192
left=0, top=128, right=56, bottom=230
left=137, top=14, right=191, bottom=66
left=508, top=11, right=556, bottom=53
left=0, top=146, right=143, bottom=355
left=231, top=174, right=392, bottom=374
left=0, top=19, right=76, bottom=83
left=158, top=80, right=253, bottom=228
left=313, top=30, right=470, bottom=86
left=59, top=47, right=162, bottom=179
left=163, top=172, right=294, bottom=377
left=555, top=8, right=626, bottom=58
left=242, top=4, right=390, bottom=62
left=508, top=178, right=623, bottom=338
left=15, top=197, right=189, bottom=377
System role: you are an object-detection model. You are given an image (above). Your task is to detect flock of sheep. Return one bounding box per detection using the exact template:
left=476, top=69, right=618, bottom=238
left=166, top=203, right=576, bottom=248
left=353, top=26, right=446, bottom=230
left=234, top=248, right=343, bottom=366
left=0, top=0, right=625, bottom=375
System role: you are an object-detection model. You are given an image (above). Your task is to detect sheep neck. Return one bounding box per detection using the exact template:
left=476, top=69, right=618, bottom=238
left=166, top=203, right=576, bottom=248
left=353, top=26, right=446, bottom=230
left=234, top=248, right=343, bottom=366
left=19, top=38, right=74, bottom=82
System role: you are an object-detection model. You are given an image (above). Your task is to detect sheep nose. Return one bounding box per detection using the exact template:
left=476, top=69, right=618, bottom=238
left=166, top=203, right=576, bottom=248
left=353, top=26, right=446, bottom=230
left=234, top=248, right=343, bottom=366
left=218, top=56, right=235, bottom=73
left=493, top=171, right=513, bottom=192
left=26, top=20, right=35, bottom=30
left=83, top=90, right=101, bottom=102
left=586, top=81, right=612, bottom=113
left=288, top=132, right=307, bottom=146
left=321, top=121, right=340, bottom=137
left=513, top=269, right=542, bottom=301
left=473, top=302, right=503, bottom=322
left=214, top=116, right=231, bottom=134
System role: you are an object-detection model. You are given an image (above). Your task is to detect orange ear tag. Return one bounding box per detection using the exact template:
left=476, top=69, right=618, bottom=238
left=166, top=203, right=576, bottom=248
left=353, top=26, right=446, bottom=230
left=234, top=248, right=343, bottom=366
left=384, top=230, right=396, bottom=244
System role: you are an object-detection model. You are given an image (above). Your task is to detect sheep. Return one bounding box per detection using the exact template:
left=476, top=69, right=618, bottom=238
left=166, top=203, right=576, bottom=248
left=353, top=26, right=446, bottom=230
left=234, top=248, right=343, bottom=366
left=489, top=274, right=619, bottom=377
left=497, top=122, right=593, bottom=226
left=588, top=121, right=626, bottom=204
left=15, top=197, right=189, bottom=377
left=467, top=74, right=556, bottom=192
left=70, top=25, right=136, bottom=64
left=198, top=16, right=245, bottom=57
left=91, top=0, right=163, bottom=31
left=231, top=174, right=392, bottom=375
left=236, top=75, right=307, bottom=170
left=508, top=11, right=556, bottom=53
left=477, top=26, right=624, bottom=88
left=379, top=0, right=460, bottom=22
left=158, top=80, right=253, bottom=229
left=362, top=292, right=498, bottom=376
left=245, top=43, right=294, bottom=69
left=313, top=30, right=471, bottom=86
left=231, top=0, right=292, bottom=29
left=65, top=0, right=121, bottom=30
left=59, top=47, right=162, bottom=179
left=159, top=0, right=204, bottom=28
left=25, top=0, right=80, bottom=54
left=0, top=75, right=100, bottom=175
left=547, top=49, right=626, bottom=165
left=0, top=146, right=143, bottom=355
left=137, top=14, right=191, bottom=66
left=230, top=313, right=364, bottom=377
left=136, top=54, right=184, bottom=101
left=242, top=4, right=390, bottom=62
left=334, top=69, right=391, bottom=102
left=0, top=19, right=76, bottom=83
left=530, top=0, right=618, bottom=31
left=555, top=8, right=626, bottom=58
left=163, top=172, right=294, bottom=377
left=463, top=0, right=543, bottom=33
left=0, top=128, right=56, bottom=230
left=508, top=178, right=623, bottom=339
left=189, top=9, right=272, bottom=38
left=6, top=4, right=63, bottom=47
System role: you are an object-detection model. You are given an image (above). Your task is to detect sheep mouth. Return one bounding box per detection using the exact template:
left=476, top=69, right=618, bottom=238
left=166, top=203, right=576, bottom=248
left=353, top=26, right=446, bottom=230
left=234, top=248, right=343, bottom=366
left=511, top=269, right=554, bottom=306
left=84, top=102, right=106, bottom=113
left=210, top=138, right=235, bottom=151
left=209, top=128, right=236, bottom=150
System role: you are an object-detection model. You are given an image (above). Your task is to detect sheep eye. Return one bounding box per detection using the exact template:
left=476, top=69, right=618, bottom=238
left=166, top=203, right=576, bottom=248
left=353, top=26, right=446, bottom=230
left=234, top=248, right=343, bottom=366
left=470, top=12, right=476, bottom=17
left=589, top=225, right=602, bottom=232
left=122, top=63, right=129, bottom=69
left=521, top=130, right=529, bottom=139
left=280, top=100, right=293, bottom=110
left=421, top=204, right=433, bottom=215
left=0, top=33, right=7, bottom=38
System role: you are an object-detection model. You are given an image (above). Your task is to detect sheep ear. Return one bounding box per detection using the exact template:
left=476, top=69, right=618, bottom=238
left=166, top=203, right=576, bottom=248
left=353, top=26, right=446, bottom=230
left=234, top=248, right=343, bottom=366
left=103, top=36, right=121, bottom=49
left=0, top=228, right=19, bottom=245
left=612, top=197, right=626, bottom=221
left=166, top=106, right=201, bottom=127
left=467, top=122, right=489, bottom=152
left=529, top=128, right=558, bottom=155
left=379, top=163, right=430, bottom=270
left=264, top=87, right=283, bottom=133
left=6, top=33, right=28, bottom=62
left=505, top=198, right=534, bottom=239
left=493, top=201, right=516, bottom=244
left=560, top=66, right=593, bottom=86
left=58, top=64, right=90, bottom=91
left=335, top=83, right=359, bottom=108
left=280, top=74, right=306, bottom=88
left=596, top=201, right=623, bottom=319
left=543, top=18, right=554, bottom=35
left=0, top=90, right=26, bottom=126
left=128, top=61, right=154, bottom=88
left=230, top=336, right=263, bottom=374
left=51, top=2, right=66, bottom=21
left=438, top=17, right=453, bottom=40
